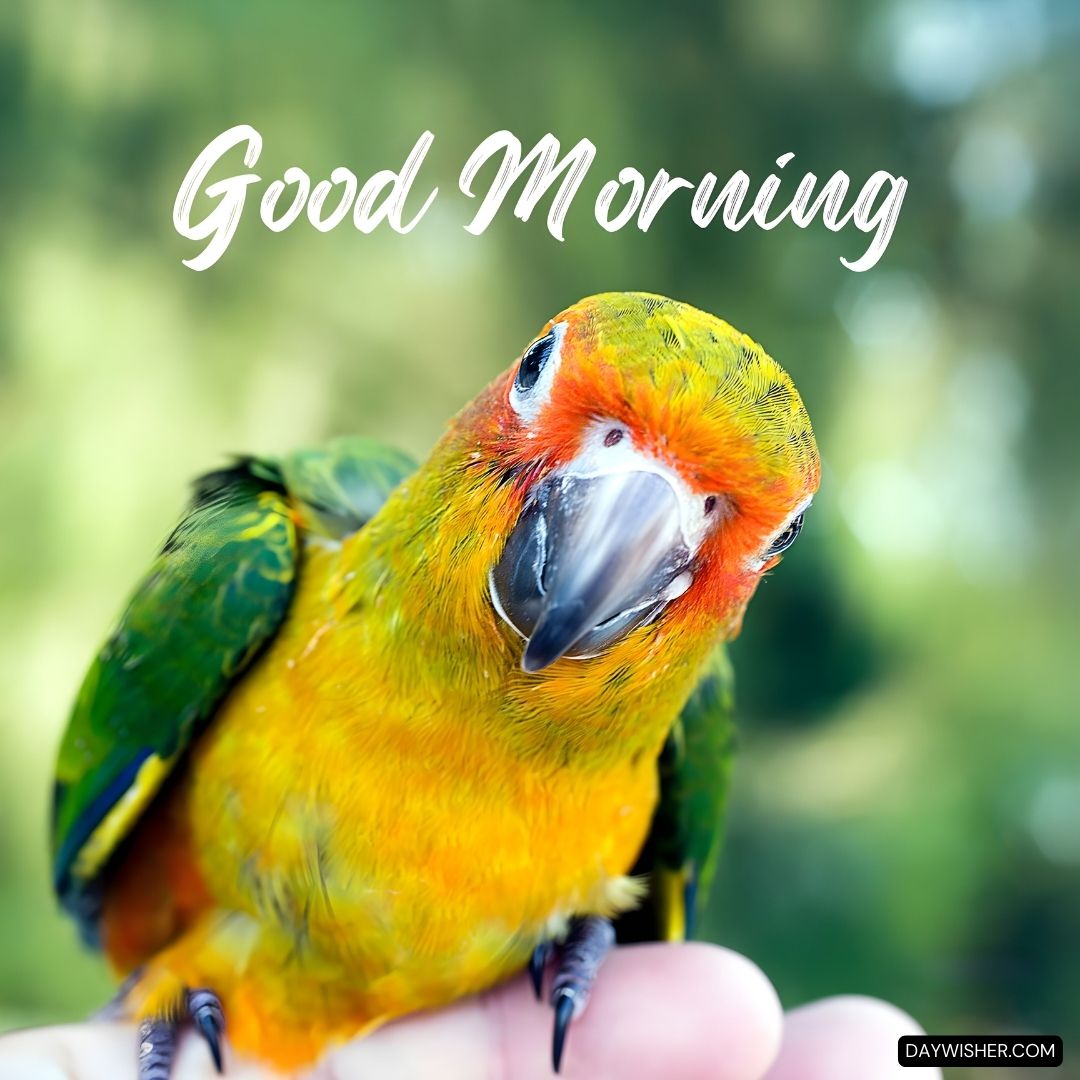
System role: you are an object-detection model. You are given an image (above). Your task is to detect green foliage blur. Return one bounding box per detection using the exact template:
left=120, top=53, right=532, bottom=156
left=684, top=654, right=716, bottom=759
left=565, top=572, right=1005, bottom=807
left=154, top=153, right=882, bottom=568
left=1, top=0, right=1077, bottom=1076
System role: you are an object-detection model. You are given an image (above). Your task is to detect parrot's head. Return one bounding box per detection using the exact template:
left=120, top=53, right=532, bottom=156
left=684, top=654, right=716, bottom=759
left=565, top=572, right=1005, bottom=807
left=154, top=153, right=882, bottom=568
left=462, top=292, right=820, bottom=674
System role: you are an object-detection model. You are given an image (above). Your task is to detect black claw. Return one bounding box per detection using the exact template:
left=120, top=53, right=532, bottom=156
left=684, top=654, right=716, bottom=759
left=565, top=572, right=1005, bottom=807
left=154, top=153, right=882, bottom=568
left=551, top=990, right=575, bottom=1074
left=547, top=916, right=616, bottom=1074
left=529, top=942, right=552, bottom=1001
left=188, top=989, right=225, bottom=1073
left=137, top=1018, right=178, bottom=1080
left=131, top=987, right=226, bottom=1079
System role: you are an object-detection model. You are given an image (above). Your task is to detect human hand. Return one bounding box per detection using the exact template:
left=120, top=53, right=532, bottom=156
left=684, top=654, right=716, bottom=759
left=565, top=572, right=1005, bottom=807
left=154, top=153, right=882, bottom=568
left=0, top=944, right=941, bottom=1080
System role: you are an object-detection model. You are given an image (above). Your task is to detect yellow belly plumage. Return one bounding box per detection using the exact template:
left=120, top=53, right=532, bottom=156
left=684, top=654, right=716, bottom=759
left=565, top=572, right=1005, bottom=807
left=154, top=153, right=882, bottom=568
left=104, top=538, right=670, bottom=1068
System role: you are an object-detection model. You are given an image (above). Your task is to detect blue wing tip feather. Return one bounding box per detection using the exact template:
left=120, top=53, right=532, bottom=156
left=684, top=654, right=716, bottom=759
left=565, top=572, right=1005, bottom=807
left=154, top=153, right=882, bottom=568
left=52, top=751, right=153, bottom=945
left=684, top=876, right=699, bottom=939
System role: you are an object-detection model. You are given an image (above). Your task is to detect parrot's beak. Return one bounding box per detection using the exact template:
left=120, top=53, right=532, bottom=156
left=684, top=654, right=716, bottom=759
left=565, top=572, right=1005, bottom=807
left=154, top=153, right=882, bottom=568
left=489, top=464, right=697, bottom=673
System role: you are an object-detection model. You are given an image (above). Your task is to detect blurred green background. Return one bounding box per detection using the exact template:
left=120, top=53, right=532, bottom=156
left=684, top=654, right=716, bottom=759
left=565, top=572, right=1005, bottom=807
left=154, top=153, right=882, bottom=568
left=1, top=0, right=1077, bottom=1077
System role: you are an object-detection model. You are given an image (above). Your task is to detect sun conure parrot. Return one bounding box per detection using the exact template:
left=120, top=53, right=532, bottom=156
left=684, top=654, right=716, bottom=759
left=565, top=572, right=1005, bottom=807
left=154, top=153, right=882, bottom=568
left=51, top=292, right=820, bottom=1077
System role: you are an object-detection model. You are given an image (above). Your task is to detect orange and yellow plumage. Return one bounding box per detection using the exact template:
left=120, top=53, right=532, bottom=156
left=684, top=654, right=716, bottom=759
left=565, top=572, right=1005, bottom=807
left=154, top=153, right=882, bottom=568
left=52, top=293, right=819, bottom=1072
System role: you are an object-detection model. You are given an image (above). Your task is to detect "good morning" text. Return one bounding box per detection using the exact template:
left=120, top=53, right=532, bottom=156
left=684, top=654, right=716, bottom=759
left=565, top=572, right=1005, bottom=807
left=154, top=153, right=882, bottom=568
left=173, top=125, right=907, bottom=273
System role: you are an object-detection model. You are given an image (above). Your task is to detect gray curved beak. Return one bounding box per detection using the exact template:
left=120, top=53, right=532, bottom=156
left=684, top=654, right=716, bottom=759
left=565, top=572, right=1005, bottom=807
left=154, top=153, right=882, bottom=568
left=490, top=470, right=694, bottom=672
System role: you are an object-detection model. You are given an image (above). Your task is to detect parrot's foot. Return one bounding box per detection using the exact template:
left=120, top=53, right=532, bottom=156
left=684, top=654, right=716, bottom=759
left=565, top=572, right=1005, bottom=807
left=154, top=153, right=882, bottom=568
left=137, top=987, right=225, bottom=1079
left=531, top=915, right=616, bottom=1074
left=528, top=940, right=555, bottom=1000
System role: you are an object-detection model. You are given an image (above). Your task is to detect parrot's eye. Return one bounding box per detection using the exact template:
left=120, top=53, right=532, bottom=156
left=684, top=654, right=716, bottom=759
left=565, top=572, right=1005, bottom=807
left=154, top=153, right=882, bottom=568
left=765, top=512, right=804, bottom=557
left=515, top=333, right=555, bottom=393
left=509, top=322, right=567, bottom=422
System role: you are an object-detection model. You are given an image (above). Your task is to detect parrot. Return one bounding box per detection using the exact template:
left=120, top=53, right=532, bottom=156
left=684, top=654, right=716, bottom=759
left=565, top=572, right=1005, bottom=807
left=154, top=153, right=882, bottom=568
left=51, top=292, right=820, bottom=1077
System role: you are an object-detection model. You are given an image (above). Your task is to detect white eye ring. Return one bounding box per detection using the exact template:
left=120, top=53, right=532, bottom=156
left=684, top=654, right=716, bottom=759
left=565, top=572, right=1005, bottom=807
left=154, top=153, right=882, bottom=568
left=765, top=511, right=804, bottom=556
left=746, top=496, right=813, bottom=572
left=509, top=322, right=567, bottom=423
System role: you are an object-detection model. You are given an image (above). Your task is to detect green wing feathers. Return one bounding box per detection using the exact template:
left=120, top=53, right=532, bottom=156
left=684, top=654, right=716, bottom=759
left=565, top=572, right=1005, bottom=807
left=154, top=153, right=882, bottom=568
left=621, top=646, right=736, bottom=943
left=52, top=461, right=298, bottom=933
left=51, top=439, right=415, bottom=940
left=281, top=437, right=417, bottom=539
